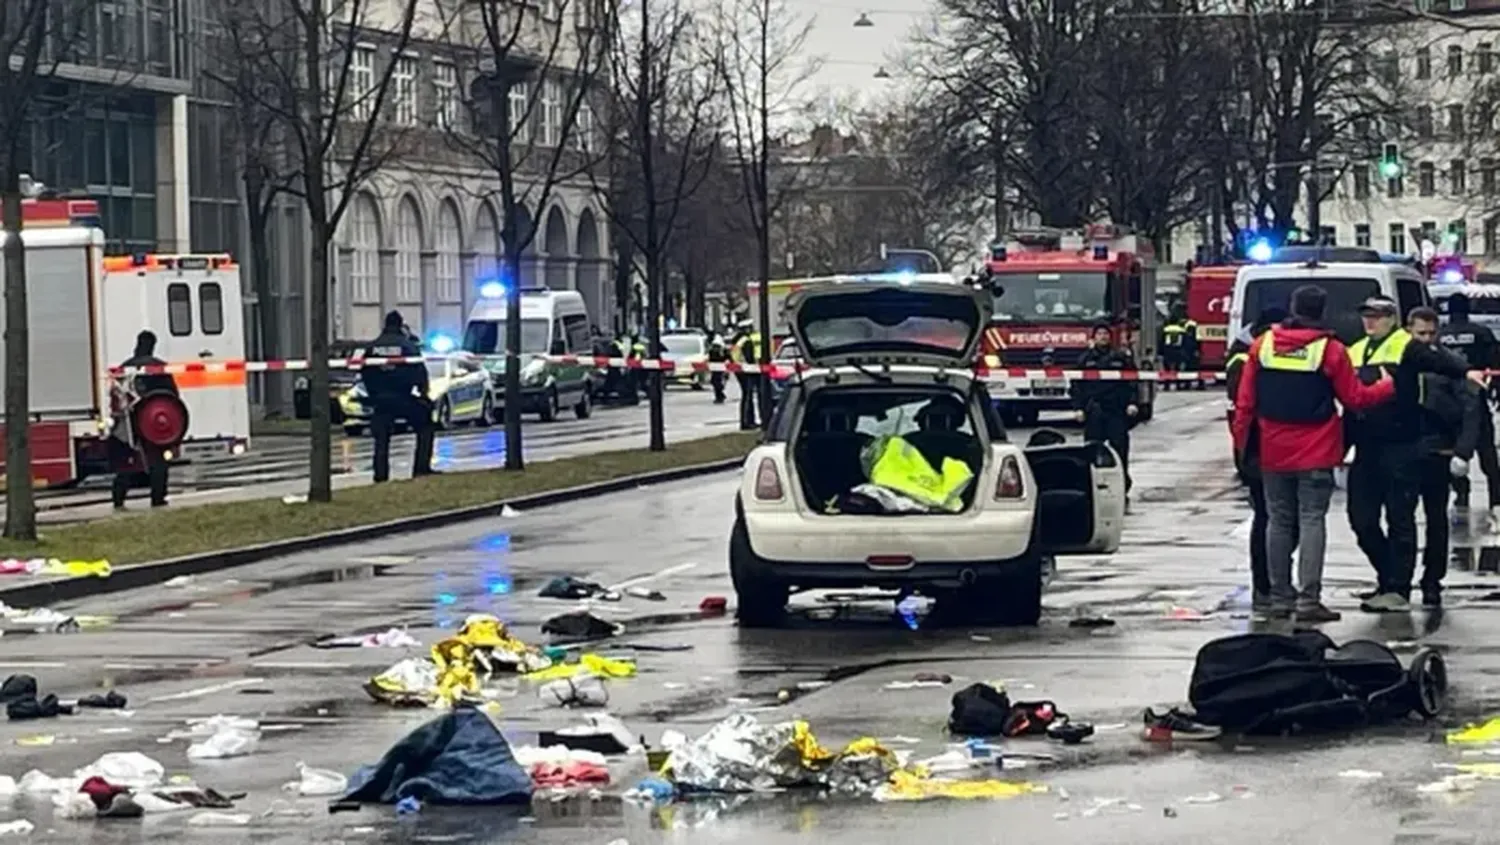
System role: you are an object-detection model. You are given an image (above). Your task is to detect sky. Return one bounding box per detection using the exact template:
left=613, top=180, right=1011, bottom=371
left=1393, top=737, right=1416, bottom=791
left=787, top=0, right=934, bottom=114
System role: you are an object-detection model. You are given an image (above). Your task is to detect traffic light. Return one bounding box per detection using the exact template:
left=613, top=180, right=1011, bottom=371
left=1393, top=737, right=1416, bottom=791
left=1379, top=144, right=1404, bottom=179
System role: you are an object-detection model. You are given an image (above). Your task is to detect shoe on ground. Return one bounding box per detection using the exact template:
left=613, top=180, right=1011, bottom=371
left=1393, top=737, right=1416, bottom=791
left=1295, top=603, right=1342, bottom=623
left=1360, top=593, right=1412, bottom=613
left=1251, top=594, right=1273, bottom=613
left=1354, top=588, right=1380, bottom=601
left=1142, top=707, right=1221, bottom=742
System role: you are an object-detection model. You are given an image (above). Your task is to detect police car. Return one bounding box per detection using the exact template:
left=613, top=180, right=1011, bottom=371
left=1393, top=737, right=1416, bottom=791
left=730, top=280, right=1127, bottom=627
left=339, top=353, right=496, bottom=436
left=1429, top=281, right=1500, bottom=335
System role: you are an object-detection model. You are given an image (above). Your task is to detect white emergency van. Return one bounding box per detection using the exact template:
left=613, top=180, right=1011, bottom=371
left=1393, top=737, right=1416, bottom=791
left=0, top=198, right=250, bottom=487
left=1230, top=247, right=1430, bottom=347
left=461, top=284, right=595, bottom=420
left=101, top=254, right=252, bottom=460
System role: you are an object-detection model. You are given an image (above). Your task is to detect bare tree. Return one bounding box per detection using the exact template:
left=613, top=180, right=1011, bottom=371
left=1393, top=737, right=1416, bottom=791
left=712, top=0, right=817, bottom=419
left=1, top=0, right=107, bottom=540
left=213, top=0, right=420, bottom=502
left=439, top=0, right=608, bottom=471
left=670, top=156, right=757, bottom=322
left=591, top=0, right=723, bottom=450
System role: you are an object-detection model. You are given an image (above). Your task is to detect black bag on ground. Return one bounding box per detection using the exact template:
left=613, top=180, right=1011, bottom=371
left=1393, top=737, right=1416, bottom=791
left=947, top=683, right=1012, bottom=736
left=1187, top=632, right=1435, bottom=735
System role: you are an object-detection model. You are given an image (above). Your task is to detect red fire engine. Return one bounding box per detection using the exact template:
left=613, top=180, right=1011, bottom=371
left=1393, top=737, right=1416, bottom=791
left=1428, top=254, right=1477, bottom=284
left=977, top=225, right=1160, bottom=426
left=1182, top=261, right=1241, bottom=370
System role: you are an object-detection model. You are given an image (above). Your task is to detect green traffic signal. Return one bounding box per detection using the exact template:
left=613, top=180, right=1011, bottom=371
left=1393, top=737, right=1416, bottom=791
left=1379, top=158, right=1403, bottom=179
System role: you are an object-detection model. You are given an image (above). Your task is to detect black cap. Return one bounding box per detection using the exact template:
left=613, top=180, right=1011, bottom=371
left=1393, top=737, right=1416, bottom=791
left=1358, top=296, right=1398, bottom=316
left=384, top=310, right=404, bottom=329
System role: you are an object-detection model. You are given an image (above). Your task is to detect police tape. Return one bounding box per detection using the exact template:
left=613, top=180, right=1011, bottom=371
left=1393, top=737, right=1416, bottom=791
left=107, top=355, right=1233, bottom=382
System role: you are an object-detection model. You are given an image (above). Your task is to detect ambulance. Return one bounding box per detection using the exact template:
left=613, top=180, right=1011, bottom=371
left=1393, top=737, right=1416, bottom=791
left=0, top=197, right=250, bottom=488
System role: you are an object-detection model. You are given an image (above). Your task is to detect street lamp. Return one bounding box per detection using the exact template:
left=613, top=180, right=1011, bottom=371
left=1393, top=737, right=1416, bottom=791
left=854, top=12, right=874, bottom=26
left=873, top=66, right=891, bottom=79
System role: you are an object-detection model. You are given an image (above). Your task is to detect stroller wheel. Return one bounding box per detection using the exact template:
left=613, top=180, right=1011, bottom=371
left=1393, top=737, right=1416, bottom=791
left=1409, top=648, right=1448, bottom=719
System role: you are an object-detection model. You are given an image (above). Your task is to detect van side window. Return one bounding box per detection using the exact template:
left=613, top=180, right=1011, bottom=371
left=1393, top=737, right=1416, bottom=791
left=167, top=283, right=192, bottom=336
left=200, top=282, right=224, bottom=335
left=562, top=313, right=590, bottom=352
left=1397, top=278, right=1426, bottom=319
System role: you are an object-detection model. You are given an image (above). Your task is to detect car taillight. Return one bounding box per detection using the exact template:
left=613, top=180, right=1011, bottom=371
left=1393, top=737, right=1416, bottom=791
left=754, top=457, right=784, bottom=500
left=995, top=455, right=1024, bottom=499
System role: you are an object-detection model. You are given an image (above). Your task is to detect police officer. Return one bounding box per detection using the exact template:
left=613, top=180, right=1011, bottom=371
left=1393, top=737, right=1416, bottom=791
left=629, top=332, right=649, bottom=398
left=607, top=331, right=637, bottom=404
left=1438, top=292, right=1500, bottom=525
left=112, top=330, right=177, bottom=510
left=1161, top=304, right=1198, bottom=389
left=730, top=320, right=763, bottom=430
left=361, top=310, right=435, bottom=483
left=706, top=328, right=729, bottom=404
left=1408, top=307, right=1483, bottom=608
left=1346, top=296, right=1485, bottom=613
left=1071, top=323, right=1136, bottom=493
left=1225, top=307, right=1290, bottom=617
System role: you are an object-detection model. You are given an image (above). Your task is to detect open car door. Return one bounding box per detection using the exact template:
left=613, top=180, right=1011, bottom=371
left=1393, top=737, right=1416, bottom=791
left=1023, top=440, right=1126, bottom=554
left=786, top=281, right=990, bottom=369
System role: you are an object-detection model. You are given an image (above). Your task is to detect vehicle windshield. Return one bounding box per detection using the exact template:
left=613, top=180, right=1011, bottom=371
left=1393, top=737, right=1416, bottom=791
left=990, top=272, right=1110, bottom=323
left=1240, top=277, right=1381, bottom=345
left=660, top=335, right=705, bottom=356
left=425, top=360, right=447, bottom=379
left=462, top=318, right=551, bottom=355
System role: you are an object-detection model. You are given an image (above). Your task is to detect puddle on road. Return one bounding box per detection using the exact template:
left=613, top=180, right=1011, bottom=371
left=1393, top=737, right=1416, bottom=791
left=109, top=563, right=403, bottom=623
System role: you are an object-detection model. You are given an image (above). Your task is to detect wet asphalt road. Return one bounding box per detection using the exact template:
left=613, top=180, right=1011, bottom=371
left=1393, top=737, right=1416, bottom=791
left=5, top=390, right=1500, bottom=843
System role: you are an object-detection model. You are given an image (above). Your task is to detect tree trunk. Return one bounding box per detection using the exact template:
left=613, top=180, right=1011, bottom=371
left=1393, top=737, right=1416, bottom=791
left=640, top=0, right=664, bottom=452
left=502, top=239, right=524, bottom=471
left=246, top=188, right=281, bottom=413
left=684, top=270, right=704, bottom=328
left=2, top=182, right=34, bottom=540
left=307, top=216, right=333, bottom=503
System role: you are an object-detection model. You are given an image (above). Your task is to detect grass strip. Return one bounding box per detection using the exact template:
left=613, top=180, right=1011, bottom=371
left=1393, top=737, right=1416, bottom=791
left=0, top=432, right=755, bottom=566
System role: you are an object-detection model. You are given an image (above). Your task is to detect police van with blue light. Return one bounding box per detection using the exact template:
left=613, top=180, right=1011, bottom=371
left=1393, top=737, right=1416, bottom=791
left=461, top=282, right=595, bottom=421
left=1229, top=243, right=1431, bottom=348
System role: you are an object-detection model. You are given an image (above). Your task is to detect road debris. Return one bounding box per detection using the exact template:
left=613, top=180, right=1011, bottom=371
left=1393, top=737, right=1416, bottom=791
left=283, top=762, right=347, bottom=797
left=342, top=707, right=532, bottom=806
left=1338, top=769, right=1384, bottom=780
left=539, top=576, right=621, bottom=602
left=315, top=627, right=420, bottom=649
left=542, top=610, right=625, bottom=641
left=365, top=614, right=550, bottom=707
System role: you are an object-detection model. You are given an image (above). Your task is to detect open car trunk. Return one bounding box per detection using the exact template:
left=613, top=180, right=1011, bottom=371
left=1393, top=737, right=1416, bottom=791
left=790, top=385, right=986, bottom=515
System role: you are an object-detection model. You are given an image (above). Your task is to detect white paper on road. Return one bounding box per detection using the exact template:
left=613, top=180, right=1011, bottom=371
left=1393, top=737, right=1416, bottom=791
left=283, top=762, right=348, bottom=797
left=77, top=752, right=164, bottom=790
left=0, top=820, right=34, bottom=836
left=187, top=726, right=260, bottom=759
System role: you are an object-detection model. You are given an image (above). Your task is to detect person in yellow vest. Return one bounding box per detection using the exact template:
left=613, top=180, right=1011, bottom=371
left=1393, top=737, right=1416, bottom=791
left=729, top=321, right=762, bottom=430
left=1161, top=304, right=1199, bottom=390
left=1345, top=295, right=1487, bottom=614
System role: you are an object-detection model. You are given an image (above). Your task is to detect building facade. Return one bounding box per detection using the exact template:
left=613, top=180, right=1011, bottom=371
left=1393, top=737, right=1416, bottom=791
left=19, top=0, right=614, bottom=376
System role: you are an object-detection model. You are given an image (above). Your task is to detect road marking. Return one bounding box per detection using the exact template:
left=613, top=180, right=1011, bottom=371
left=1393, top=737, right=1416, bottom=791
left=611, top=562, right=697, bottom=591
left=0, top=662, right=68, bottom=670
left=145, top=678, right=267, bottom=703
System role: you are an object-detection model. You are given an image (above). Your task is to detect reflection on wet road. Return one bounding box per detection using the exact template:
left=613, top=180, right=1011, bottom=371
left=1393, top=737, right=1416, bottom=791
left=6, top=392, right=1500, bottom=842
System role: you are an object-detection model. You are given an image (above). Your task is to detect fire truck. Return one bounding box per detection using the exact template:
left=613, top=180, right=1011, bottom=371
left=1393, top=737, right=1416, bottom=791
left=0, top=198, right=250, bottom=489
left=1183, top=261, right=1240, bottom=370
left=977, top=225, right=1160, bottom=426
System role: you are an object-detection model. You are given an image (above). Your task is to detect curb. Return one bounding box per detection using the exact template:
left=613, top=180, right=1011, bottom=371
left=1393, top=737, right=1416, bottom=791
left=0, top=457, right=745, bottom=609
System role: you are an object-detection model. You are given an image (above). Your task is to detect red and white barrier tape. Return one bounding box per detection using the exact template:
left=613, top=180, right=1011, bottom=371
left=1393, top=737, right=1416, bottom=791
left=107, top=355, right=1230, bottom=382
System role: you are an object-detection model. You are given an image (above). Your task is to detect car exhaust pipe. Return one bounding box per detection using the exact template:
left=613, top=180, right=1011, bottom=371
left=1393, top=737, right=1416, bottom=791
left=958, top=568, right=978, bottom=586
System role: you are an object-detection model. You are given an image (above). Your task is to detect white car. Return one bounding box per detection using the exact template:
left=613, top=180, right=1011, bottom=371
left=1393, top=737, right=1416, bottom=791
left=730, top=280, right=1127, bottom=627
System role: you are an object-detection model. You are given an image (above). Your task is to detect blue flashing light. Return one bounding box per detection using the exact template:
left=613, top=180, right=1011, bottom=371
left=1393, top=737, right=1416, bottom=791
left=895, top=270, right=916, bottom=285
left=666, top=317, right=679, bottom=330
left=1247, top=239, right=1274, bottom=263
left=1442, top=268, right=1464, bottom=284
left=428, top=333, right=455, bottom=354
left=480, top=281, right=506, bottom=299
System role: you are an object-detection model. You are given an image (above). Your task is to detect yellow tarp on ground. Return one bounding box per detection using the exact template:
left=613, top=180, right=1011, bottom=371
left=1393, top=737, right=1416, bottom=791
left=1447, top=718, right=1500, bottom=745
left=875, top=769, right=1046, bottom=802
left=523, top=653, right=637, bottom=682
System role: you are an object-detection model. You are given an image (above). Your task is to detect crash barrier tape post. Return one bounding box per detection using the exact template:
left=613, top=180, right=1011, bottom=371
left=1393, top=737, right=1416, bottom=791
left=107, top=356, right=1235, bottom=382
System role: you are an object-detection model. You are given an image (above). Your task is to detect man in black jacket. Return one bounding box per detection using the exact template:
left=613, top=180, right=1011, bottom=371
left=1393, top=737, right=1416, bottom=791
left=1072, top=323, right=1137, bottom=493
left=1347, top=296, right=1487, bottom=613
left=112, top=330, right=177, bottom=510
left=1438, top=292, right=1500, bottom=525
left=1409, top=307, right=1483, bottom=608
left=360, top=310, right=434, bottom=483
left=1226, top=307, right=1290, bottom=618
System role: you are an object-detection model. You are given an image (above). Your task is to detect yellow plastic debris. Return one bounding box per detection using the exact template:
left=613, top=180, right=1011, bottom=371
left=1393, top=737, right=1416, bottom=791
left=1453, top=762, right=1500, bottom=778
left=42, top=560, right=111, bottom=578
left=876, top=770, right=1046, bottom=802
left=524, top=653, right=636, bottom=682
left=1446, top=717, right=1500, bottom=745
left=431, top=641, right=481, bottom=704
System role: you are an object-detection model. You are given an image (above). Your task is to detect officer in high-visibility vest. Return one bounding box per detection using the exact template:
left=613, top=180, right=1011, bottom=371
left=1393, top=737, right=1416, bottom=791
left=1346, top=295, right=1486, bottom=614
left=608, top=332, right=637, bottom=404
left=730, top=320, right=762, bottom=430
left=1161, top=304, right=1199, bottom=389
left=1224, top=306, right=1288, bottom=615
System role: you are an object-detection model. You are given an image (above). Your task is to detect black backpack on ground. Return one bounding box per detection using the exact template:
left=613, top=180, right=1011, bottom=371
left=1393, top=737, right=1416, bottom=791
left=1187, top=632, right=1437, bottom=736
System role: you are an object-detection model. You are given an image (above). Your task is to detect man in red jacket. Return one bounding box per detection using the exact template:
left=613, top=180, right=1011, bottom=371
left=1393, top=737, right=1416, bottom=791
left=1232, top=285, right=1395, bottom=622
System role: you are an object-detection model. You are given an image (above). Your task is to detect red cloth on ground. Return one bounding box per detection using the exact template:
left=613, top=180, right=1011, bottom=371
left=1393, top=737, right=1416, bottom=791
left=79, top=776, right=129, bottom=811
left=530, top=761, right=610, bottom=787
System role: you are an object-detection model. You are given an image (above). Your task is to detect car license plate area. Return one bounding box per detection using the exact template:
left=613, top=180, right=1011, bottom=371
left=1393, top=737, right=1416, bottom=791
left=1030, top=378, right=1067, bottom=397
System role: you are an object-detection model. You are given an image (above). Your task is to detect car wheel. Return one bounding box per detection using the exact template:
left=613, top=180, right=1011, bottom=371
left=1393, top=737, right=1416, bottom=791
left=574, top=387, right=592, bottom=419
left=539, top=388, right=559, bottom=422
left=343, top=425, right=365, bottom=437
left=730, top=517, right=788, bottom=627
left=478, top=393, right=495, bottom=427
left=1409, top=647, right=1448, bottom=718
left=435, top=398, right=453, bottom=430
